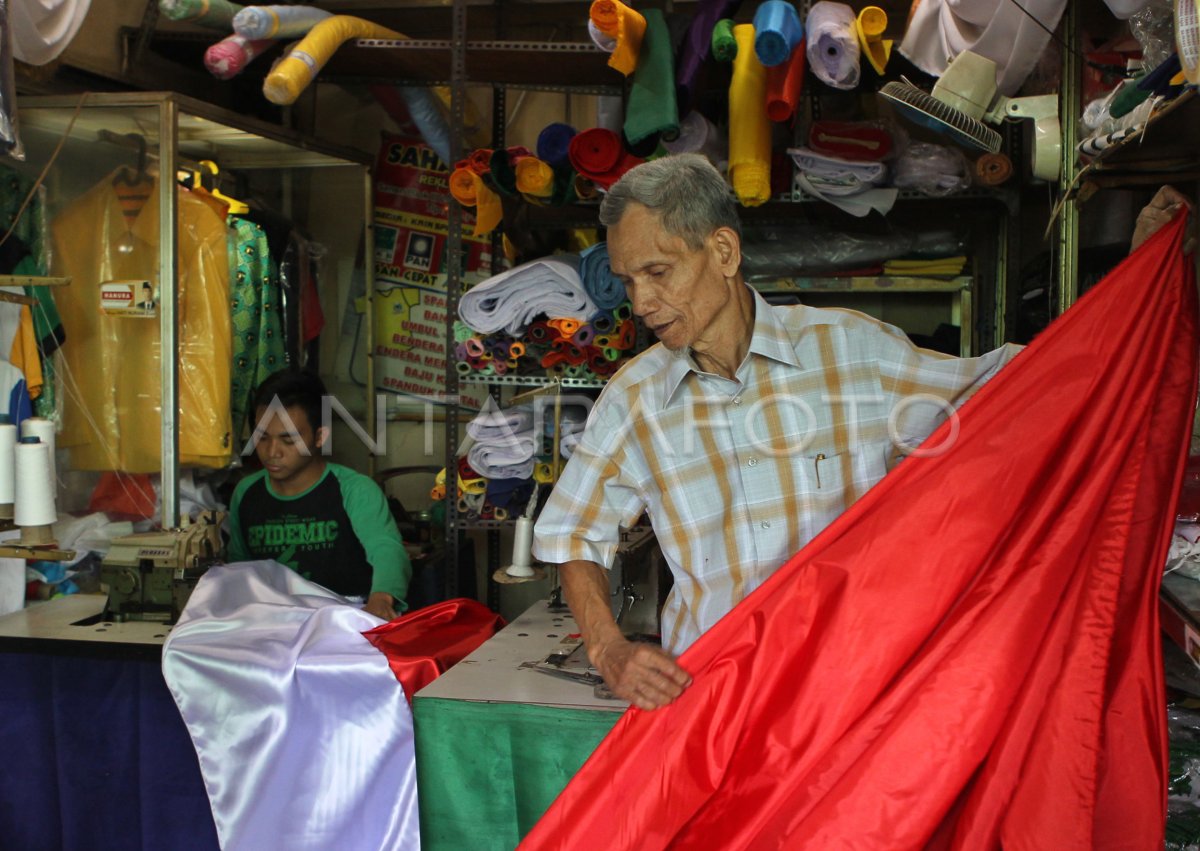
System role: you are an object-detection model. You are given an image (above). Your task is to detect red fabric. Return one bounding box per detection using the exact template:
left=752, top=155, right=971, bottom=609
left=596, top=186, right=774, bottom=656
left=520, top=215, right=1197, bottom=850
left=299, top=254, right=324, bottom=343
left=765, top=39, right=806, bottom=122
left=567, top=128, right=644, bottom=190
left=362, top=598, right=504, bottom=702
left=88, top=472, right=156, bottom=520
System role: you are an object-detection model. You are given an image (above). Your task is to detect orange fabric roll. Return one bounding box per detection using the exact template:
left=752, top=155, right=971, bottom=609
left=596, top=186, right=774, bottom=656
left=589, top=0, right=646, bottom=76
left=766, top=39, right=806, bottom=123
left=449, top=167, right=503, bottom=236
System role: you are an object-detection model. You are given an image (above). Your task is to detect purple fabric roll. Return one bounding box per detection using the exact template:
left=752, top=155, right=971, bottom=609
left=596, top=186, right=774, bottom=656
left=675, top=0, right=744, bottom=114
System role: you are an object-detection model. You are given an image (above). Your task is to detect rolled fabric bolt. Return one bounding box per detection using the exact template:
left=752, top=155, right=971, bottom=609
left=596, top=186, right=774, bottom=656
left=493, top=506, right=510, bottom=522
left=573, top=325, right=597, bottom=347
left=591, top=312, right=616, bottom=334
left=488, top=149, right=522, bottom=197
left=594, top=334, right=615, bottom=348
left=568, top=128, right=644, bottom=190
left=205, top=34, right=274, bottom=80
left=754, top=0, right=805, bottom=67
left=675, top=0, right=743, bottom=112
left=456, top=360, right=473, bottom=376
left=766, top=40, right=807, bottom=122
left=160, top=0, right=242, bottom=27
left=975, top=152, right=1013, bottom=186
left=465, top=337, right=485, bottom=357
left=617, top=318, right=636, bottom=349
left=515, top=156, right=555, bottom=198
left=537, top=123, right=578, bottom=168
left=805, top=1, right=860, bottom=90
left=613, top=302, right=633, bottom=320
left=728, top=24, right=772, bottom=206
left=552, top=317, right=583, bottom=338
left=663, top=110, right=728, bottom=167
left=527, top=322, right=550, bottom=343
left=574, top=175, right=600, bottom=200
left=453, top=320, right=475, bottom=342
left=533, top=462, right=554, bottom=484
left=263, top=16, right=405, bottom=105
left=579, top=242, right=627, bottom=311
left=623, top=9, right=680, bottom=146
left=456, top=497, right=470, bottom=514
left=467, top=148, right=494, bottom=175
left=604, top=346, right=623, bottom=361
left=510, top=341, right=526, bottom=358
left=233, top=5, right=332, bottom=39
left=712, top=18, right=738, bottom=61
left=430, top=483, right=447, bottom=501
left=589, top=0, right=646, bottom=76
left=454, top=342, right=469, bottom=361
left=493, top=359, right=509, bottom=375
left=588, top=18, right=617, bottom=52
left=507, top=358, right=519, bottom=369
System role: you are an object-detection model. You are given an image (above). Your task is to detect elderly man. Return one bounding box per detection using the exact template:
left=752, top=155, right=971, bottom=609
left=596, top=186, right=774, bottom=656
left=532, top=153, right=1188, bottom=710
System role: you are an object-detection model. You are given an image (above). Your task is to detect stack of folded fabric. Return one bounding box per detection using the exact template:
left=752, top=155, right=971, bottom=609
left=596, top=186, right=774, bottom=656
left=554, top=407, right=589, bottom=460
left=467, top=404, right=538, bottom=481
left=459, top=256, right=597, bottom=336
left=788, top=146, right=897, bottom=216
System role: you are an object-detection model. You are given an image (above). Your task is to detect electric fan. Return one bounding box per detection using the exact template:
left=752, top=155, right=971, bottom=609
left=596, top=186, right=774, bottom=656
left=879, top=50, right=1062, bottom=182
left=1177, top=0, right=1200, bottom=85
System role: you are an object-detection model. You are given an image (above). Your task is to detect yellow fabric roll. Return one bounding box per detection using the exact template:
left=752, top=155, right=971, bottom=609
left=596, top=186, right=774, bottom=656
left=728, top=24, right=772, bottom=207
left=458, top=474, right=487, bottom=495
left=533, top=462, right=554, bottom=484
left=589, top=0, right=645, bottom=76
left=449, top=168, right=503, bottom=236
left=515, top=156, right=554, bottom=198
left=264, top=16, right=404, bottom=105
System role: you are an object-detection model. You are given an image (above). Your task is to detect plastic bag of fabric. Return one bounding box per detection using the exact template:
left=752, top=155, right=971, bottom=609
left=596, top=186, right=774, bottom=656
left=0, top=1, right=24, bottom=160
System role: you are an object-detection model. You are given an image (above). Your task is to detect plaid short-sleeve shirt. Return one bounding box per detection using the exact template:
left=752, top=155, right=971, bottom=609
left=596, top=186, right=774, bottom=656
left=533, top=289, right=1021, bottom=654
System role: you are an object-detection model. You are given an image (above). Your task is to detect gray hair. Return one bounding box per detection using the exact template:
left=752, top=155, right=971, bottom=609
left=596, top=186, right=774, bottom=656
left=598, top=153, right=741, bottom=249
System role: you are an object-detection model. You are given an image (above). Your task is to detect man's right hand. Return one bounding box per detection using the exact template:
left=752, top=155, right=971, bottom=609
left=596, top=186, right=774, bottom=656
left=590, top=634, right=692, bottom=711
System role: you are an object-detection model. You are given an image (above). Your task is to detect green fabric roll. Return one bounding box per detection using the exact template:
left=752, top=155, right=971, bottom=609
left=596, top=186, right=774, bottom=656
left=1110, top=76, right=1152, bottom=119
left=550, top=166, right=578, bottom=206
left=414, top=697, right=620, bottom=850
left=624, top=9, right=679, bottom=145
left=488, top=150, right=522, bottom=197
left=159, top=0, right=242, bottom=28
left=712, top=18, right=738, bottom=62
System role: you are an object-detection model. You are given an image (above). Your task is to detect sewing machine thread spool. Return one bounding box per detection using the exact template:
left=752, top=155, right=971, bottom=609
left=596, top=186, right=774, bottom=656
left=0, top=421, right=15, bottom=521
left=21, top=418, right=56, bottom=485
left=506, top=516, right=537, bottom=578
left=15, top=436, right=56, bottom=545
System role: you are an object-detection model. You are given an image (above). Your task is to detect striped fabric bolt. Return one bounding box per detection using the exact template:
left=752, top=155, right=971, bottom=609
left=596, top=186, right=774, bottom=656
left=533, top=289, right=1021, bottom=654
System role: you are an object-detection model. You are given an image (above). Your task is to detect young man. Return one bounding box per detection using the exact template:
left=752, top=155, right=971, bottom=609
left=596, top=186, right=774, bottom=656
left=227, top=369, right=410, bottom=620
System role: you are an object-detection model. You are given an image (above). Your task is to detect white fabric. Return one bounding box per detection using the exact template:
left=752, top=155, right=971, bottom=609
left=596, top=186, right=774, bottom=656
left=10, top=0, right=92, bottom=65
left=588, top=18, right=617, bottom=52
left=162, top=561, right=420, bottom=851
left=459, top=256, right=598, bottom=335
left=789, top=147, right=896, bottom=216
left=806, top=2, right=861, bottom=90
left=899, top=0, right=1067, bottom=97
left=468, top=435, right=537, bottom=480
left=466, top=402, right=535, bottom=442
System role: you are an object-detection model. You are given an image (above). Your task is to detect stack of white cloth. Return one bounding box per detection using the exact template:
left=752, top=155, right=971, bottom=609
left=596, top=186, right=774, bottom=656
left=459, top=256, right=598, bottom=335
left=553, top=408, right=588, bottom=461
left=788, top=147, right=897, bottom=217
left=466, top=403, right=538, bottom=480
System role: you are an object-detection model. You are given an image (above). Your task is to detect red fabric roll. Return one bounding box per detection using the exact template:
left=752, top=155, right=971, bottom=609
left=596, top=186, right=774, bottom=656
left=765, top=39, right=806, bottom=122
left=567, top=128, right=644, bottom=190
left=519, top=214, right=1197, bottom=850
left=362, top=599, right=505, bottom=702
left=467, top=148, right=494, bottom=175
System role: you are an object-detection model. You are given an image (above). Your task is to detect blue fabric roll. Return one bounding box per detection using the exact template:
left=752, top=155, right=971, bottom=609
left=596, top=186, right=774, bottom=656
left=537, top=123, right=578, bottom=169
left=579, top=243, right=626, bottom=311
left=753, top=0, right=804, bottom=67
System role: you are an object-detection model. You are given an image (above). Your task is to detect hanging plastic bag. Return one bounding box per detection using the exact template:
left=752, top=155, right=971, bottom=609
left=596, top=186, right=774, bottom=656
left=0, top=0, right=25, bottom=160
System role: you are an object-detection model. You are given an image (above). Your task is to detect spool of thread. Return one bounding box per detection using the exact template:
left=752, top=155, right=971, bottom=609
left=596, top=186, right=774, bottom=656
left=0, top=423, right=14, bottom=519
left=505, top=516, right=537, bottom=577
left=21, top=418, right=55, bottom=485
left=15, top=437, right=56, bottom=531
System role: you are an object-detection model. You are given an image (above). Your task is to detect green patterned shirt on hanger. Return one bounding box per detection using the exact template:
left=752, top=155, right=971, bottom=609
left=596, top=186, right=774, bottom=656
left=229, top=217, right=287, bottom=440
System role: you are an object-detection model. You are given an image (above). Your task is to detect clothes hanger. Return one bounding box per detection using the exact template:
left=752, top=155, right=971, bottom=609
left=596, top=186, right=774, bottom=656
left=198, top=160, right=250, bottom=214
left=108, top=133, right=150, bottom=187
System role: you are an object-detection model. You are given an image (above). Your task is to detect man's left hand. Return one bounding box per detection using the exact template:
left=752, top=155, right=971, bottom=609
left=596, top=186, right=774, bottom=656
left=1131, top=185, right=1195, bottom=253
left=365, top=592, right=398, bottom=621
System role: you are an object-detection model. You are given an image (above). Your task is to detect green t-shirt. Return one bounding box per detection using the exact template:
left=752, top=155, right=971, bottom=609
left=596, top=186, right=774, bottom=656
left=227, top=462, right=411, bottom=608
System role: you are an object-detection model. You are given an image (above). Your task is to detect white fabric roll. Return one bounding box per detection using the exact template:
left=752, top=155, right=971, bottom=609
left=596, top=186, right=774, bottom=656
left=663, top=111, right=728, bottom=169
left=11, top=0, right=93, bottom=65
left=459, top=256, right=598, bottom=336
left=899, top=0, right=1068, bottom=96
left=468, top=438, right=538, bottom=480
left=805, top=2, right=860, bottom=90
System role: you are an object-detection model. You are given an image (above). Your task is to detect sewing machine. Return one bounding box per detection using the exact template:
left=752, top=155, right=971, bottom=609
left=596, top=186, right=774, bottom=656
left=100, top=511, right=224, bottom=623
